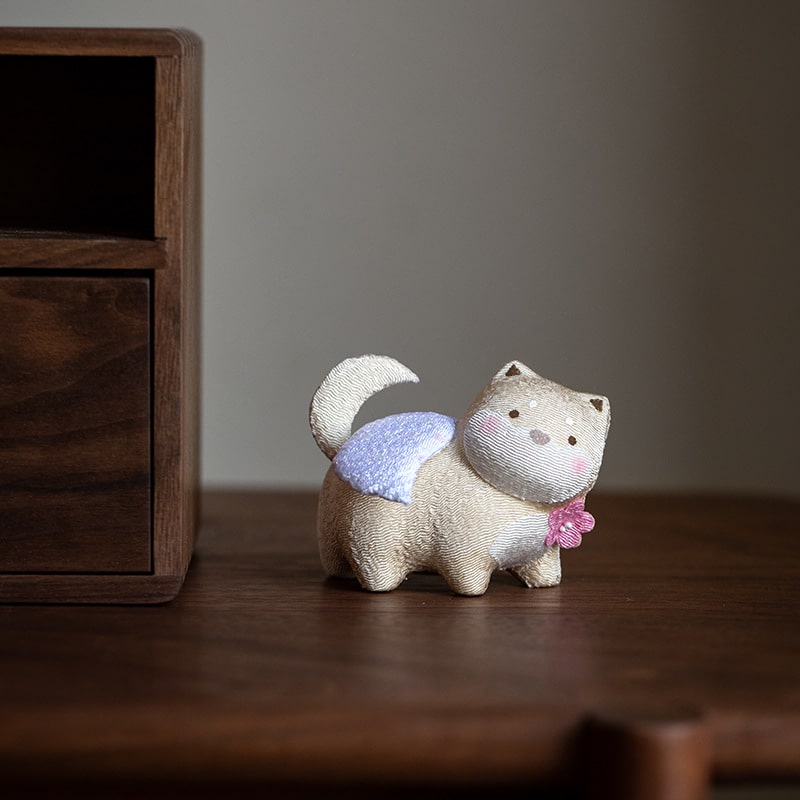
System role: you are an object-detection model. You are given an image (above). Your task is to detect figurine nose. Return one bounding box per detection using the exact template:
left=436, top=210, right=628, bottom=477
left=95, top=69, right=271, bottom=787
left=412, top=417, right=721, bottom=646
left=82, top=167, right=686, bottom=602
left=530, top=428, right=550, bottom=446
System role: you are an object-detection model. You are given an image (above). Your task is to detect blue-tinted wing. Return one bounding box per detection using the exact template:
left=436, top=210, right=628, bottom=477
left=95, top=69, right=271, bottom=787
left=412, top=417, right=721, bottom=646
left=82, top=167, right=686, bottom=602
left=333, top=412, right=456, bottom=504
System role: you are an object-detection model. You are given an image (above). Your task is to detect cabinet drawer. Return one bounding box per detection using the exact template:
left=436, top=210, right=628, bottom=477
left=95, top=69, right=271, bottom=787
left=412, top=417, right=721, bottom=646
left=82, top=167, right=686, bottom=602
left=0, top=276, right=151, bottom=573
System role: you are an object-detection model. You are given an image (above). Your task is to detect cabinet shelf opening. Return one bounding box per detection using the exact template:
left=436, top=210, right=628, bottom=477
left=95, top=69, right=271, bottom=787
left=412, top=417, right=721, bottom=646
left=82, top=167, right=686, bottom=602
left=0, top=55, right=155, bottom=238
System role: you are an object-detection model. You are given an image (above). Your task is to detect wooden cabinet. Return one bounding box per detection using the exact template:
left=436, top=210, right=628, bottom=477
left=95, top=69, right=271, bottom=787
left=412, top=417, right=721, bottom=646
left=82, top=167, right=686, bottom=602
left=0, top=276, right=151, bottom=574
left=0, top=29, right=201, bottom=603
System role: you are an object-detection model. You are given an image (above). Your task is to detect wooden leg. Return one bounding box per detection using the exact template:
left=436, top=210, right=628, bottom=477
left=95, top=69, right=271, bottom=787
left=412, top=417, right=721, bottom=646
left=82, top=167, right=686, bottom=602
left=585, top=712, right=711, bottom=800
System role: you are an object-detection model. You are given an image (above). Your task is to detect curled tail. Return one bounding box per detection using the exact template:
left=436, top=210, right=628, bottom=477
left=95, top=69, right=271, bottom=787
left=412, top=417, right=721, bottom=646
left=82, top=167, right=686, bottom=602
left=309, top=355, right=419, bottom=460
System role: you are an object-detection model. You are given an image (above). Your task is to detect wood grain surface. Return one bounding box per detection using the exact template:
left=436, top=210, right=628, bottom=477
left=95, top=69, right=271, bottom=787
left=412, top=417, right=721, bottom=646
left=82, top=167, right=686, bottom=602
left=0, top=26, right=198, bottom=57
left=151, top=37, right=202, bottom=586
left=0, top=490, right=798, bottom=798
left=0, top=27, right=201, bottom=602
left=0, top=276, right=151, bottom=572
left=0, top=235, right=168, bottom=270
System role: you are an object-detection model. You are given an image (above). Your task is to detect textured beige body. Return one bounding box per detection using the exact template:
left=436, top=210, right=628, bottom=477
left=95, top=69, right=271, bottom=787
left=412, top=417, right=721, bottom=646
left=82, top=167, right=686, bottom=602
left=317, top=437, right=561, bottom=596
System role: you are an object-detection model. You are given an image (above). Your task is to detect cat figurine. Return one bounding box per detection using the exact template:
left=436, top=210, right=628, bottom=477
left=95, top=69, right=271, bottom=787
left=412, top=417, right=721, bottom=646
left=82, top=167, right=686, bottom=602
left=310, top=355, right=610, bottom=595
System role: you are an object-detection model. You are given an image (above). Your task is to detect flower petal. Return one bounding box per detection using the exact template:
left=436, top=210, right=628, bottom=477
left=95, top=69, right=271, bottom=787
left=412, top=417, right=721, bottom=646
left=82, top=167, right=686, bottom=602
left=557, top=529, right=583, bottom=549
left=547, top=499, right=596, bottom=550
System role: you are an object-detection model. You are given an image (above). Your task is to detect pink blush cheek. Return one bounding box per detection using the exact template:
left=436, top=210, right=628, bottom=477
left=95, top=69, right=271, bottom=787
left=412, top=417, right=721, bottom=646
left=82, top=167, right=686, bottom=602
left=478, top=414, right=502, bottom=436
left=573, top=457, right=588, bottom=476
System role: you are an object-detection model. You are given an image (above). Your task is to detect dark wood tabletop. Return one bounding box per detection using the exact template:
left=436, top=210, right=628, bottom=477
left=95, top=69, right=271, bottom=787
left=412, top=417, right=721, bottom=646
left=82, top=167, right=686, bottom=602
left=1, top=490, right=798, bottom=799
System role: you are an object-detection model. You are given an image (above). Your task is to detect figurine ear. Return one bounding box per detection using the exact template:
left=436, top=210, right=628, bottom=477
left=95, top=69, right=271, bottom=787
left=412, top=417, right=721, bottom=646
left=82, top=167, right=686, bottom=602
left=492, top=361, right=539, bottom=382
left=586, top=395, right=609, bottom=414
left=584, top=393, right=611, bottom=439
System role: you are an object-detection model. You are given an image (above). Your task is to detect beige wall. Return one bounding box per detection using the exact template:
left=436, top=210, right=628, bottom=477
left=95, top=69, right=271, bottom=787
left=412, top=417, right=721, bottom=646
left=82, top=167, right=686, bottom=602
left=3, top=1, right=798, bottom=496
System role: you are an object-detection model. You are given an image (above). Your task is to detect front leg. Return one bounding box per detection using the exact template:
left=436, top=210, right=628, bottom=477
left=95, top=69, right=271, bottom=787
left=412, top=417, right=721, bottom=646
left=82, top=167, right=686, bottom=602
left=510, top=545, right=561, bottom=588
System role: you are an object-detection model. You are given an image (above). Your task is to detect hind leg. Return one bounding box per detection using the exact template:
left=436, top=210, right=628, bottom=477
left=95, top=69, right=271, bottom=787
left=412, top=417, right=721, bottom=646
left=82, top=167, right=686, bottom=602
left=317, top=471, right=357, bottom=579
left=318, top=534, right=355, bottom=579
left=353, top=563, right=409, bottom=592
left=439, top=559, right=495, bottom=596
left=318, top=473, right=413, bottom=591
left=348, top=545, right=409, bottom=592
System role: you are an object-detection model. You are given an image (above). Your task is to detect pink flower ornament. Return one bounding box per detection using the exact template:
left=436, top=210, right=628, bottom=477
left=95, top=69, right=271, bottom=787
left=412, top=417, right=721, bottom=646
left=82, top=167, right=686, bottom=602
left=546, top=499, right=595, bottom=549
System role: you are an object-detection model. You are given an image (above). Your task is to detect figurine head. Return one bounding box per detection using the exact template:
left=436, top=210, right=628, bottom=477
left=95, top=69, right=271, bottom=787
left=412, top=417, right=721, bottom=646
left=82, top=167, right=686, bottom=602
left=459, top=361, right=610, bottom=505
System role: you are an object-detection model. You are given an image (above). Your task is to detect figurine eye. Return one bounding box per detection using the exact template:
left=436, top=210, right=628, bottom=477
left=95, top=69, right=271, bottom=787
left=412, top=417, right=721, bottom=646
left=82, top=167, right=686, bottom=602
left=509, top=409, right=520, bottom=419
left=568, top=436, right=577, bottom=446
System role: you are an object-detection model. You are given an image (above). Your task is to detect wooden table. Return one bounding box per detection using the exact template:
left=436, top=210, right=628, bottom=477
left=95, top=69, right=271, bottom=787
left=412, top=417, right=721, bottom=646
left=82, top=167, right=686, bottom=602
left=1, top=491, right=799, bottom=799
